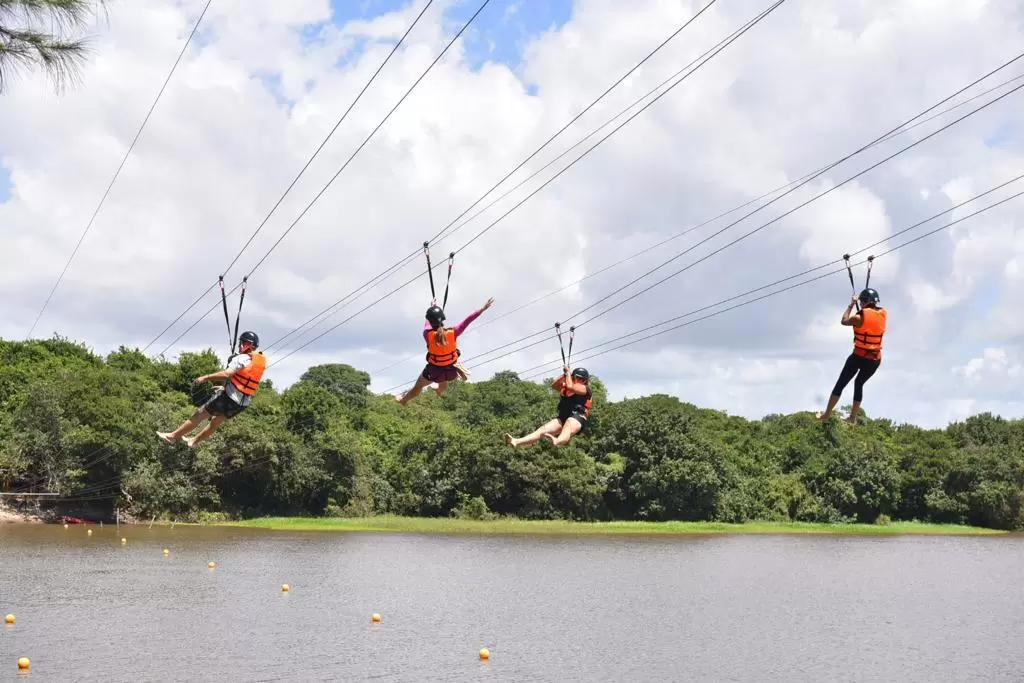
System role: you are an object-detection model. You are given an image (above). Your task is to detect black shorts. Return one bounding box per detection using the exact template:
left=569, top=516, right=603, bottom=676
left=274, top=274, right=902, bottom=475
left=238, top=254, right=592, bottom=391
left=557, top=407, right=588, bottom=433
left=200, top=391, right=246, bottom=419
left=421, top=363, right=461, bottom=383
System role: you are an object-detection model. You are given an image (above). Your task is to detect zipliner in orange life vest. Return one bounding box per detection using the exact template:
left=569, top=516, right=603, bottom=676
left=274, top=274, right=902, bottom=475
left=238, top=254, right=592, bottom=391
left=229, top=351, right=267, bottom=396
left=426, top=327, right=460, bottom=366
left=852, top=307, right=886, bottom=361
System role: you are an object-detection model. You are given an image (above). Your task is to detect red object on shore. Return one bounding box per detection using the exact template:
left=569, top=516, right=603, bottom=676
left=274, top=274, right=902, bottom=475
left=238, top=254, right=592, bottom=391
left=60, top=516, right=93, bottom=525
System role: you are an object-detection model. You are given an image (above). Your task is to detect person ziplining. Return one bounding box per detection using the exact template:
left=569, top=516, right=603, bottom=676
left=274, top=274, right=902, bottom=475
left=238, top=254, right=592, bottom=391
left=505, top=323, right=592, bottom=447
left=817, top=255, right=886, bottom=425
left=157, top=276, right=267, bottom=447
left=396, top=243, right=494, bottom=405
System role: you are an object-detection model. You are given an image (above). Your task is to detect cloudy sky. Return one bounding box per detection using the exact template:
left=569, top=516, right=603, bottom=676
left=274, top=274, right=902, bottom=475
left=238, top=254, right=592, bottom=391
left=2, top=0, right=1023, bottom=428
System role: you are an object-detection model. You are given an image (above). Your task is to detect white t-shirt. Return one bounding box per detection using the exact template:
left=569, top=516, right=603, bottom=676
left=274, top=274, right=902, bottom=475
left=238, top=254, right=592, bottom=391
left=222, top=353, right=255, bottom=407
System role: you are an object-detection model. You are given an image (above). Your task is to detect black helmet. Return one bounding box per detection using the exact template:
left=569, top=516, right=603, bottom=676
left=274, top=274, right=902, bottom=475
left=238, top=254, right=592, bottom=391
left=858, top=288, right=880, bottom=305
left=238, top=331, right=259, bottom=349
left=570, top=367, right=589, bottom=381
left=425, top=305, right=445, bottom=327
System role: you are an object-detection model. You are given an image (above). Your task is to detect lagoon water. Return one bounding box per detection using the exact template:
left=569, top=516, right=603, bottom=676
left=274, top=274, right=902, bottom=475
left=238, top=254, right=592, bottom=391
left=1, top=524, right=1023, bottom=681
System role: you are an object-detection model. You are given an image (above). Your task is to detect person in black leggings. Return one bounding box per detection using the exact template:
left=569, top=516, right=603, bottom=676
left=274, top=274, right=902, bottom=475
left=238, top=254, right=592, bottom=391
left=817, top=288, right=887, bottom=425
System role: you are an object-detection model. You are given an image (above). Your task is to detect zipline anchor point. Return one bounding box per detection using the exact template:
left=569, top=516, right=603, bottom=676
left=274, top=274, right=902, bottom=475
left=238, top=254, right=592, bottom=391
left=842, top=253, right=851, bottom=261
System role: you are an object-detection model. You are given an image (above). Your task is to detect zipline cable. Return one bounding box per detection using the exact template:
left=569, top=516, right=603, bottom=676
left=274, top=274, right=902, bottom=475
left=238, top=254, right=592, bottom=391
left=54, top=173, right=1024, bottom=502
left=240, top=0, right=495, bottom=281
left=27, top=0, right=214, bottom=340
left=140, top=0, right=439, bottom=353
left=432, top=53, right=1024, bottom=371
left=19, top=9, right=1011, bottom=501
left=512, top=178, right=1024, bottom=379
left=559, top=79, right=1024, bottom=334
left=33, top=75, right=1024, bottom=503
left=151, top=0, right=495, bottom=358
left=265, top=0, right=789, bottom=368
left=519, top=191, right=1024, bottom=380
left=260, top=0, right=722, bottom=353
left=369, top=68, right=1024, bottom=376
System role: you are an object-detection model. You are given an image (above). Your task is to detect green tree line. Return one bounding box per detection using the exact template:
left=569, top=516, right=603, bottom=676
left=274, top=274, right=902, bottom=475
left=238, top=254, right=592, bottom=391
left=2, top=336, right=1023, bottom=529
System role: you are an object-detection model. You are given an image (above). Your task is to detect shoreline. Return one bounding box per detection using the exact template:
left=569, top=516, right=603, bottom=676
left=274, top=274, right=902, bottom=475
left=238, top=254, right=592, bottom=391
left=0, top=504, right=44, bottom=524
left=210, top=516, right=1007, bottom=536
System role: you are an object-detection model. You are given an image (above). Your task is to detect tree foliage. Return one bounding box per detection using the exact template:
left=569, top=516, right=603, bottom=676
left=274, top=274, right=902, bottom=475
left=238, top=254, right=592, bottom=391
left=3, top=336, right=1024, bottom=530
left=0, top=0, right=108, bottom=94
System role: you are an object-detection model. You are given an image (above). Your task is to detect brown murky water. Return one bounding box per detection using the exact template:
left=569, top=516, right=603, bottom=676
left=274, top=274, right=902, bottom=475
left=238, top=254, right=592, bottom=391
left=1, top=524, right=1023, bottom=681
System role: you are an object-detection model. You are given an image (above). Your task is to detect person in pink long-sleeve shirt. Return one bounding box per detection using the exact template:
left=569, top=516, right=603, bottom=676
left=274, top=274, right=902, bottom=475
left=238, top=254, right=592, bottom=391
left=396, top=297, right=495, bottom=405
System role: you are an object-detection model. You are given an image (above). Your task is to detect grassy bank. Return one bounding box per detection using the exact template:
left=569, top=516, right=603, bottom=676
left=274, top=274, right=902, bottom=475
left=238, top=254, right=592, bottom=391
left=219, top=516, right=1006, bottom=536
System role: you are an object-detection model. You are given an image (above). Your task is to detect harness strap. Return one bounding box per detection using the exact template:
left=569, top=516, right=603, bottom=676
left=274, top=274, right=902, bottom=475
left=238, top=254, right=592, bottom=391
left=423, top=241, right=436, bottom=304
left=441, top=251, right=455, bottom=310
left=218, top=275, right=234, bottom=352
left=231, top=276, right=248, bottom=355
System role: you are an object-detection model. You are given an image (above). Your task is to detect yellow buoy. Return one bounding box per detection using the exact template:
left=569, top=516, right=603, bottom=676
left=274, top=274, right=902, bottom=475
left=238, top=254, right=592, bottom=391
left=4, top=614, right=14, bottom=625
left=63, top=523, right=68, bottom=529
left=17, top=657, right=30, bottom=670
left=86, top=529, right=92, bottom=536
left=121, top=538, right=127, bottom=544
left=208, top=562, right=216, bottom=569
left=371, top=613, right=381, bottom=623
left=163, top=548, right=170, bottom=555
left=281, top=584, right=289, bottom=592
left=479, top=648, right=490, bottom=660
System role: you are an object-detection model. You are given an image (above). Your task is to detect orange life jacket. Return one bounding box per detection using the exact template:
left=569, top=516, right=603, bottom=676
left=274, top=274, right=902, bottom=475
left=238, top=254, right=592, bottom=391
left=559, top=379, right=593, bottom=417
left=852, top=307, right=886, bottom=360
left=426, top=327, right=460, bottom=366
left=229, top=352, right=266, bottom=396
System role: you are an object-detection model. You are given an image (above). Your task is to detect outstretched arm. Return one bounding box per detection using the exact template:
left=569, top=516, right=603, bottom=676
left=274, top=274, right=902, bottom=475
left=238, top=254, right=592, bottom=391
left=841, top=296, right=863, bottom=327
left=453, top=297, right=495, bottom=335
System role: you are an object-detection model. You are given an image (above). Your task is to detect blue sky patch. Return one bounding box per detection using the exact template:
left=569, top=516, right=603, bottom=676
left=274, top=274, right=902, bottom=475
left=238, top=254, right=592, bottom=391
left=0, top=166, right=11, bottom=203
left=325, top=0, right=574, bottom=72
left=983, top=120, right=1015, bottom=148
left=253, top=70, right=297, bottom=109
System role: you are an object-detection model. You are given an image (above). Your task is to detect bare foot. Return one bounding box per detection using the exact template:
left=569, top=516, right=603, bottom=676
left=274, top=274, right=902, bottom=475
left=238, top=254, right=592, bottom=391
left=816, top=411, right=829, bottom=422
left=543, top=433, right=557, bottom=446
left=184, top=436, right=197, bottom=449
left=845, top=416, right=857, bottom=425
left=394, top=394, right=404, bottom=404
left=157, top=431, right=179, bottom=444
left=504, top=433, right=517, bottom=448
